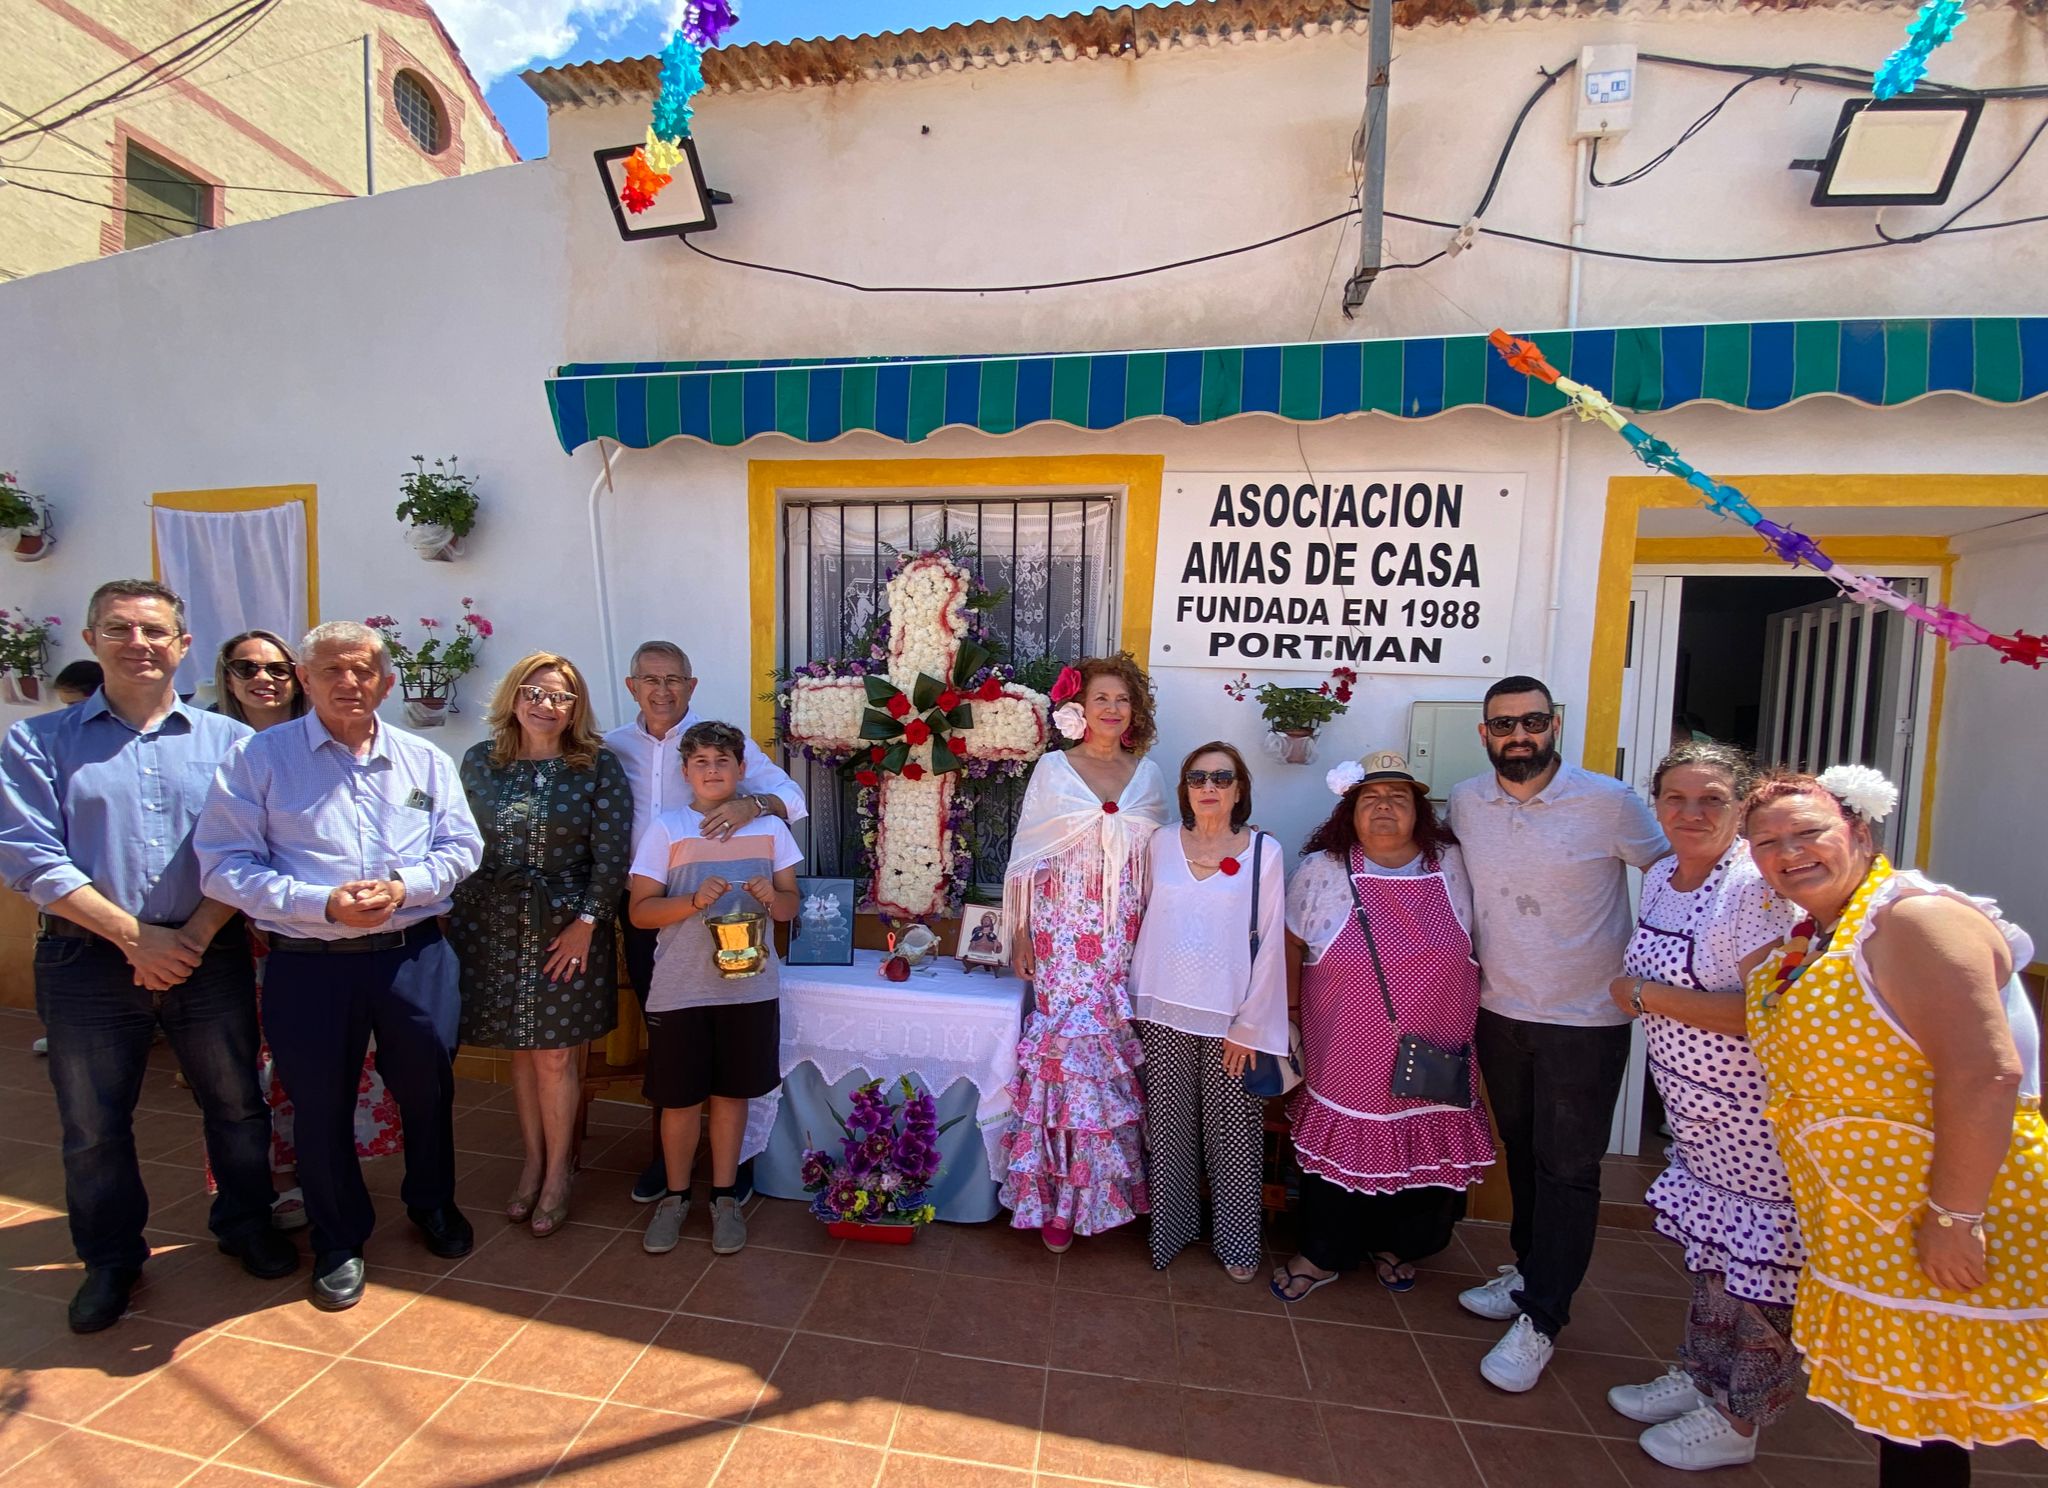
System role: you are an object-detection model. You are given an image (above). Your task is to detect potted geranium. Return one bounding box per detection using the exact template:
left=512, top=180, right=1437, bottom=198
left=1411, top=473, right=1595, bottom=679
left=394, top=455, right=480, bottom=561
left=0, top=609, right=58, bottom=704
left=1225, top=667, right=1356, bottom=765
left=0, top=472, right=54, bottom=563
left=367, top=602, right=491, bottom=727
left=801, top=1075, right=961, bottom=1243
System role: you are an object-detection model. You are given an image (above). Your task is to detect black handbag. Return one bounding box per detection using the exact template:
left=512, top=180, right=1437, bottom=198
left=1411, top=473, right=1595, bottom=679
left=1236, top=833, right=1302, bottom=1098
left=1345, top=867, right=1473, bottom=1108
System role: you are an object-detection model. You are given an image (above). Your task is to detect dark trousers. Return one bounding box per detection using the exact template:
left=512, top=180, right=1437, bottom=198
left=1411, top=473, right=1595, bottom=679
left=34, top=931, right=273, bottom=1272
left=1474, top=1007, right=1632, bottom=1339
left=261, top=926, right=460, bottom=1257
left=1297, top=1170, right=1466, bottom=1272
left=1877, top=1439, right=1971, bottom=1487
left=1137, top=1021, right=1266, bottom=1271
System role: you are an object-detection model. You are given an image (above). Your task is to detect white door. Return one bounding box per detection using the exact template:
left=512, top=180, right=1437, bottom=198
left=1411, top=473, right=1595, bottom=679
left=1756, top=581, right=1927, bottom=864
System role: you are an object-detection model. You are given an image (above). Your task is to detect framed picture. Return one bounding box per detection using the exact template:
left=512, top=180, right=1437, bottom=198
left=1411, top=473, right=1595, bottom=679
left=953, top=904, right=1010, bottom=969
left=787, top=877, right=857, bottom=966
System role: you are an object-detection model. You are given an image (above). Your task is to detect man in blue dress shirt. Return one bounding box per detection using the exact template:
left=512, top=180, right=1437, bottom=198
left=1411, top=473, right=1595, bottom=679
left=0, top=579, right=299, bottom=1333
left=198, top=619, right=483, bottom=1312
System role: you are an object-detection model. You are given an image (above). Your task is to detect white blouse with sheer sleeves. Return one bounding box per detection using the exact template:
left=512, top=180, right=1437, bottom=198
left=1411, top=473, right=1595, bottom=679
left=1127, top=830, right=1290, bottom=1055
left=1286, top=844, right=1474, bottom=963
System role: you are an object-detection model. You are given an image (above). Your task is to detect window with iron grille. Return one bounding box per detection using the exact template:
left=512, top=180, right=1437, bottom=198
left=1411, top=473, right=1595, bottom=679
left=393, top=71, right=444, bottom=154
left=122, top=143, right=207, bottom=249
left=780, top=496, right=1119, bottom=891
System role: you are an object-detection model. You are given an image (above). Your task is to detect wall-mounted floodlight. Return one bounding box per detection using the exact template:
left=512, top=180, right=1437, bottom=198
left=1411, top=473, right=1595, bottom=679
left=595, top=140, right=718, bottom=241
left=1798, top=97, right=1983, bottom=207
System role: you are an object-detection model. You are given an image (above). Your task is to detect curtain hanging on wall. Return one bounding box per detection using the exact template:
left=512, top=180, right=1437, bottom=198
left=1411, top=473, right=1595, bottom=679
left=151, top=502, right=307, bottom=698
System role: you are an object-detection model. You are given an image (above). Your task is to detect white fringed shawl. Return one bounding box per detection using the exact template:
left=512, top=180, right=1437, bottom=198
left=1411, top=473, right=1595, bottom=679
left=1002, top=749, right=1171, bottom=945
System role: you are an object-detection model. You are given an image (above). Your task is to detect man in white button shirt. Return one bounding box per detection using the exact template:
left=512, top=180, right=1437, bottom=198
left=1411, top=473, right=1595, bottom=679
left=1445, top=675, right=1668, bottom=1397
left=602, top=640, right=806, bottom=1203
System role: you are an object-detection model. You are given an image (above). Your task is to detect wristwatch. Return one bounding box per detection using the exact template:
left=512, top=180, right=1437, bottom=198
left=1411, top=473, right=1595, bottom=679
left=1628, top=978, right=1649, bottom=1017
left=576, top=911, right=597, bottom=926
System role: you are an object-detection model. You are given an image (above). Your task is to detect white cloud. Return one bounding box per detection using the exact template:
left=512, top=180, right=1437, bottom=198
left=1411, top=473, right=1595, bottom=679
left=434, top=0, right=675, bottom=86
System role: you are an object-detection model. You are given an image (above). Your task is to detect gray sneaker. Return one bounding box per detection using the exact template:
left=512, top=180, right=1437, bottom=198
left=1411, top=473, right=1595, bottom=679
left=642, top=1194, right=688, bottom=1254
left=710, top=1196, right=746, bottom=1256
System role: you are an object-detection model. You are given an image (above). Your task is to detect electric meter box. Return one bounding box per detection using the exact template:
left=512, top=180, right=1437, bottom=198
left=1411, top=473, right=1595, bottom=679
left=1406, top=702, right=1569, bottom=801
left=1573, top=44, right=1638, bottom=141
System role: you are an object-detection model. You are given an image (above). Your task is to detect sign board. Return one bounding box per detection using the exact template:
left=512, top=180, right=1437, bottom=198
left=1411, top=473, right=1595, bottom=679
left=1148, top=472, right=1527, bottom=676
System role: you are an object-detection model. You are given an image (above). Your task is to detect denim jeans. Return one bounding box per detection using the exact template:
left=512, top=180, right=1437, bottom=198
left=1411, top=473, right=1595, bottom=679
left=34, top=930, right=273, bottom=1272
left=1474, top=1007, right=1633, bottom=1339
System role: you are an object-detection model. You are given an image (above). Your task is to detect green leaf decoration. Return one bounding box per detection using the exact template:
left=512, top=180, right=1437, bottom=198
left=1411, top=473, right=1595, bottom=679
left=945, top=703, right=975, bottom=729
left=911, top=673, right=942, bottom=712
left=862, top=675, right=898, bottom=705
left=930, top=735, right=964, bottom=775
left=881, top=743, right=911, bottom=773
left=952, top=640, right=990, bottom=686
left=860, top=708, right=904, bottom=741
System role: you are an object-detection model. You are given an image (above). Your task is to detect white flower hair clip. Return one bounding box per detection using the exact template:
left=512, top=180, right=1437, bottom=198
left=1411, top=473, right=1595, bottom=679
left=1817, top=763, right=1899, bottom=823
left=1052, top=701, right=1088, bottom=742
left=1325, top=760, right=1366, bottom=796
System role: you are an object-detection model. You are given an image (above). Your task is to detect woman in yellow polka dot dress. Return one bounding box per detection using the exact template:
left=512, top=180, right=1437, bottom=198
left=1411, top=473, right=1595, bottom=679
left=1741, top=765, right=2046, bottom=1486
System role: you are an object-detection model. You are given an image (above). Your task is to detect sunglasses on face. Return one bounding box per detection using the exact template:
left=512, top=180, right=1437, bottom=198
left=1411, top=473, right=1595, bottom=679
left=1184, top=769, right=1238, bottom=788
left=1484, top=711, right=1555, bottom=738
left=517, top=685, right=577, bottom=710
left=226, top=659, right=294, bottom=682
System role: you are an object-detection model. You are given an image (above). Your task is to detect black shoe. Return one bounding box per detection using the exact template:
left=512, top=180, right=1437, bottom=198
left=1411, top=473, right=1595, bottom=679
left=407, top=1204, right=474, bottom=1259
left=631, top=1156, right=666, bottom=1205
left=219, top=1226, right=300, bottom=1280
left=733, top=1158, right=755, bottom=1205
left=68, top=1266, right=142, bottom=1334
left=310, top=1252, right=366, bottom=1312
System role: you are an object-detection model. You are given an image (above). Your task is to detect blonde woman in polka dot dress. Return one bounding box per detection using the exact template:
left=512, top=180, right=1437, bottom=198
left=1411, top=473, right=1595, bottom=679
left=1742, top=766, right=2046, bottom=1486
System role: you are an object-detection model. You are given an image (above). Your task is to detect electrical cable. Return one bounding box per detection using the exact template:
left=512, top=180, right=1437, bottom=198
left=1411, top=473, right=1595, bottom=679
left=1471, top=62, right=1572, bottom=218
left=1588, top=73, right=1770, bottom=188
left=0, top=164, right=353, bottom=198
left=1875, top=111, right=2048, bottom=242
left=95, top=0, right=280, bottom=118
left=0, top=0, right=256, bottom=138
left=1387, top=206, right=2048, bottom=263
left=4, top=177, right=217, bottom=234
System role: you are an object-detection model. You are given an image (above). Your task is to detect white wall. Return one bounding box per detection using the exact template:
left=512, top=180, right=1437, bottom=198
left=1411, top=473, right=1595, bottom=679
left=1933, top=515, right=2048, bottom=952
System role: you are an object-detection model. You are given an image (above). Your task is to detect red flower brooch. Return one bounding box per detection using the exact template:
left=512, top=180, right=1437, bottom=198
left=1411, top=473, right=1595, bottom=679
left=1101, top=801, right=1119, bottom=815
left=1218, top=857, right=1240, bottom=876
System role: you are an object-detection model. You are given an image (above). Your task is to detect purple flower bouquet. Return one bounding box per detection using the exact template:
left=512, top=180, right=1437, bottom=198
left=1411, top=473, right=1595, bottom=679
left=800, top=1076, right=963, bottom=1238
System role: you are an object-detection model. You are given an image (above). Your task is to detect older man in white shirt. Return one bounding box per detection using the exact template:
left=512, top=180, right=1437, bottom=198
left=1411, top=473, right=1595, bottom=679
left=602, top=639, right=806, bottom=1203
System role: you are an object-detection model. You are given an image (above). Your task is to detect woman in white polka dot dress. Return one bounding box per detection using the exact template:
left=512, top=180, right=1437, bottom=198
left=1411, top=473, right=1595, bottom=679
left=1743, top=766, right=2047, bottom=1487
left=1602, top=742, right=1804, bottom=1473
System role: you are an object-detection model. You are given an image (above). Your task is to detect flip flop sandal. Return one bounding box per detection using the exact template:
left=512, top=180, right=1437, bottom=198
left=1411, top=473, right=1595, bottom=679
left=1270, top=1258, right=1339, bottom=1304
left=1372, top=1254, right=1417, bottom=1293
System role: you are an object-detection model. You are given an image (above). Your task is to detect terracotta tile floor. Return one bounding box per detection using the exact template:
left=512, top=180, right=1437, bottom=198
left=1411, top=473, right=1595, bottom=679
left=4, top=1008, right=2047, bottom=1488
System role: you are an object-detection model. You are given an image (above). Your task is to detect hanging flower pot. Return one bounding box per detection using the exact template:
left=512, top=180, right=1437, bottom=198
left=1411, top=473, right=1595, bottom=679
left=1, top=672, right=36, bottom=706
left=1266, top=727, right=1318, bottom=767
left=395, top=456, right=479, bottom=563
left=0, top=476, right=54, bottom=564
left=0, top=611, right=56, bottom=704
left=1226, top=667, right=1356, bottom=767
left=368, top=612, right=490, bottom=729
left=403, top=695, right=449, bottom=728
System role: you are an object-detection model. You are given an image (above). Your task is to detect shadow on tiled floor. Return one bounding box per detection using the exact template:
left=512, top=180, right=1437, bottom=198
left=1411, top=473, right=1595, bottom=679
left=3, top=1007, right=2044, bottom=1487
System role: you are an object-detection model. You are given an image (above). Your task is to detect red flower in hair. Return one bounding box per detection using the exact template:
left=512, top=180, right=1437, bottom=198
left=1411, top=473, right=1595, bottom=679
left=885, top=694, right=912, bottom=720
left=904, top=719, right=932, bottom=746
left=902, top=762, right=926, bottom=781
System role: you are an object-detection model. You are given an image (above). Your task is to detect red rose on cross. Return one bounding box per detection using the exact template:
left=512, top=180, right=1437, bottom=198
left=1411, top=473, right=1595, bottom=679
left=976, top=677, right=1004, bottom=702
left=855, top=769, right=880, bottom=787
left=885, top=694, right=912, bottom=720
left=904, top=719, right=932, bottom=746
left=870, top=746, right=886, bottom=764
left=902, top=762, right=926, bottom=781
left=937, top=688, right=961, bottom=711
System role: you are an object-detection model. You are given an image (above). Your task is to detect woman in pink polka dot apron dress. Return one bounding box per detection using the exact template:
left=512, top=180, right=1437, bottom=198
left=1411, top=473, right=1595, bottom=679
left=1272, top=751, right=1494, bottom=1301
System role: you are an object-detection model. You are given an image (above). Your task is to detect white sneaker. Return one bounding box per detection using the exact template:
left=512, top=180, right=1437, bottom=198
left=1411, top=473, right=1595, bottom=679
left=1640, top=1406, right=1759, bottom=1471
left=1479, top=1315, right=1555, bottom=1393
left=31, top=1037, right=48, bottom=1056
left=1458, top=1264, right=1525, bottom=1320
left=1608, top=1367, right=1705, bottom=1424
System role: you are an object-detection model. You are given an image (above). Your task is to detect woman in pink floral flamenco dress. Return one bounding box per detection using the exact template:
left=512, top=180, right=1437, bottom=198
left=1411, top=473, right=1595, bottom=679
left=1001, top=654, right=1171, bottom=1252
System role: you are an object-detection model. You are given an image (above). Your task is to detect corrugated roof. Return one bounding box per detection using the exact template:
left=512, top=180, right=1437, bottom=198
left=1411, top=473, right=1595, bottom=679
left=522, top=0, right=1977, bottom=109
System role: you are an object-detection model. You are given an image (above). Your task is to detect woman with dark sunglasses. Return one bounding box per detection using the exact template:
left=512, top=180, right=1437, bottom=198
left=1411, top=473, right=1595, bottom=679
left=1127, top=741, right=1288, bottom=1279
left=205, top=629, right=403, bottom=1234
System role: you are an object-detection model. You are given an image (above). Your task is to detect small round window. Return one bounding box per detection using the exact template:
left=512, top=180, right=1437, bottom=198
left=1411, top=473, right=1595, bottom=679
left=393, top=70, right=444, bottom=154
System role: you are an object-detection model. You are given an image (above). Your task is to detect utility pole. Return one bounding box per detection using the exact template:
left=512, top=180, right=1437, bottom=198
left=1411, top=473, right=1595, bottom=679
left=1341, top=0, right=1393, bottom=318
left=361, top=34, right=376, bottom=195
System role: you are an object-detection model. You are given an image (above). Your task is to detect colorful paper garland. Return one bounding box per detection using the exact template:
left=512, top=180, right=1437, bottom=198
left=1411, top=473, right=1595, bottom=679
left=620, top=3, right=739, bottom=215
left=1872, top=0, right=1966, bottom=100
left=1486, top=329, right=2046, bottom=670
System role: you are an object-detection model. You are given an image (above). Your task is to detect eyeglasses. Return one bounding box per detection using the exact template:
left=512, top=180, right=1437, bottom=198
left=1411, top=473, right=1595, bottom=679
left=1184, top=769, right=1238, bottom=788
left=226, top=659, right=294, bottom=682
left=96, top=623, right=178, bottom=644
left=517, top=685, right=577, bottom=709
left=633, top=674, right=691, bottom=690
left=1484, top=711, right=1555, bottom=738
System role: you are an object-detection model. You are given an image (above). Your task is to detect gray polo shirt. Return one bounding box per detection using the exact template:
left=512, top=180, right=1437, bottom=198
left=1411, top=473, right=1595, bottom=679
left=1446, top=762, right=1669, bottom=1027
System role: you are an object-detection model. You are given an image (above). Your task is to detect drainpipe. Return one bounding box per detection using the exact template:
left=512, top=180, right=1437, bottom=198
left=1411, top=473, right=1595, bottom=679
left=1542, top=137, right=1590, bottom=678
left=361, top=35, right=376, bottom=196
left=1340, top=0, right=1394, bottom=318
left=586, top=452, right=626, bottom=725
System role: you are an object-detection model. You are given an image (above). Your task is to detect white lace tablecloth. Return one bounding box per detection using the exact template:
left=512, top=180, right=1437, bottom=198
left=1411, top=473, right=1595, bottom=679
left=740, top=950, right=1028, bottom=1179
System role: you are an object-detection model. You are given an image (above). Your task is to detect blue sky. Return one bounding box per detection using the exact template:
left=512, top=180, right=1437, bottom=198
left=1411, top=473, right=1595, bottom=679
left=453, top=3, right=1019, bottom=160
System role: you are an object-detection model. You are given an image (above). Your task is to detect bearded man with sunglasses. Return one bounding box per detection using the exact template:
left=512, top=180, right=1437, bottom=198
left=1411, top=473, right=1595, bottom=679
left=1446, top=675, right=1668, bottom=1395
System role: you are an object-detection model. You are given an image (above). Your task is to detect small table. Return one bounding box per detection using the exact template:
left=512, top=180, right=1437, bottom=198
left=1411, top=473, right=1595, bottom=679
left=744, top=950, right=1027, bottom=1222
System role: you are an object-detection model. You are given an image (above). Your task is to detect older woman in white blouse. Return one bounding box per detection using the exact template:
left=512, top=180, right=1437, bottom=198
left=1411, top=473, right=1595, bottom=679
left=1128, top=741, right=1288, bottom=1280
